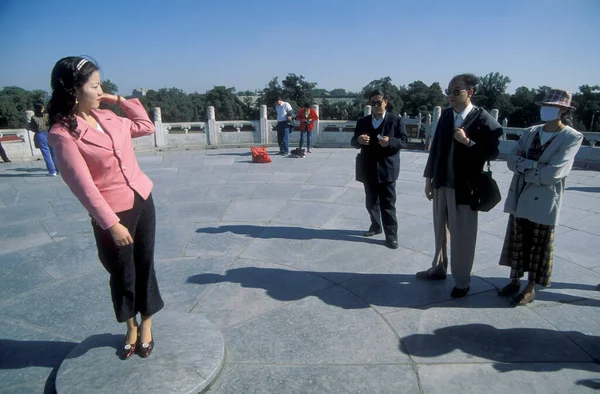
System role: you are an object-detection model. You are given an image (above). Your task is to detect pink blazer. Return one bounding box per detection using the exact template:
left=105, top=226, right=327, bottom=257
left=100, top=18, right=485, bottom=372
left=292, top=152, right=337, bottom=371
left=49, top=99, right=155, bottom=230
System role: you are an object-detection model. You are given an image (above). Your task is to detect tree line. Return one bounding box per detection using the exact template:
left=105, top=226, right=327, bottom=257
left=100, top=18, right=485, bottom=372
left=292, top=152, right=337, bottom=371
left=1, top=73, right=598, bottom=131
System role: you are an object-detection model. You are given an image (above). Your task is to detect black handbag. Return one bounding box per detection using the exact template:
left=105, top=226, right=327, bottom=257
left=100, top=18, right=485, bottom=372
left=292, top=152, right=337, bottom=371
left=355, top=153, right=366, bottom=183
left=470, top=161, right=501, bottom=212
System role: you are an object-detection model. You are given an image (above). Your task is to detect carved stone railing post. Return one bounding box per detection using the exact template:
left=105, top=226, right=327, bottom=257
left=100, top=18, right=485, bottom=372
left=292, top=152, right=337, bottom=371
left=153, top=107, right=166, bottom=148
left=427, top=106, right=442, bottom=151
left=490, top=109, right=499, bottom=122
left=311, top=104, right=320, bottom=146
left=364, top=105, right=371, bottom=116
left=24, top=110, right=35, bottom=156
left=206, top=106, right=218, bottom=146
left=260, top=105, right=269, bottom=144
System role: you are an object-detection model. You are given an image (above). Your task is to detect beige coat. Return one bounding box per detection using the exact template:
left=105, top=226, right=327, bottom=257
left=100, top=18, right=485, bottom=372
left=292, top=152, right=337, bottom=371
left=504, top=125, right=583, bottom=226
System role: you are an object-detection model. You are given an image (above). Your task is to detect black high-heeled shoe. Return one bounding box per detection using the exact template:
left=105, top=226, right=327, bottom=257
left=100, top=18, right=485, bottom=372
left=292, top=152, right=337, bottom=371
left=121, top=328, right=138, bottom=359
left=138, top=330, right=154, bottom=358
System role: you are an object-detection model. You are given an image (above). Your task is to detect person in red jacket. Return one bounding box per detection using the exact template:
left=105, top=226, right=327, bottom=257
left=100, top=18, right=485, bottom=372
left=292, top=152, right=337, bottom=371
left=296, top=104, right=319, bottom=156
left=48, top=56, right=163, bottom=360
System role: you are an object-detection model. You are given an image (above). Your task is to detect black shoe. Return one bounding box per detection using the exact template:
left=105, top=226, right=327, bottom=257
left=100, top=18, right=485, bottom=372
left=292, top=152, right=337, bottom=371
left=363, top=228, right=382, bottom=237
left=138, top=330, right=154, bottom=358
left=385, top=238, right=398, bottom=249
left=450, top=286, right=470, bottom=298
left=276, top=152, right=284, bottom=155
left=416, top=269, right=447, bottom=281
left=498, top=282, right=521, bottom=297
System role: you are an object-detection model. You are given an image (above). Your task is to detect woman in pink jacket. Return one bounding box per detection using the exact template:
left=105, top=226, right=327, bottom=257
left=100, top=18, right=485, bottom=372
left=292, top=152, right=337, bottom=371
left=48, top=57, right=163, bottom=359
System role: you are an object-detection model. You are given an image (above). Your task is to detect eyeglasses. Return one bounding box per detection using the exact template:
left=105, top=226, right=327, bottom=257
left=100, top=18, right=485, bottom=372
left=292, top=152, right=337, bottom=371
left=370, top=100, right=384, bottom=107
left=445, top=88, right=466, bottom=97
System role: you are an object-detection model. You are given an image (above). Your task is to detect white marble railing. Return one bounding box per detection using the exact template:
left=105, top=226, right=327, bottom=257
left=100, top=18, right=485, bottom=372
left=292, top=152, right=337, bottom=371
left=3, top=105, right=600, bottom=164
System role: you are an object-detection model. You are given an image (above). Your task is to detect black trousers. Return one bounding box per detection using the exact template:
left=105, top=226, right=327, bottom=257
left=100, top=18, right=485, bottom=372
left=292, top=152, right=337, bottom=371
left=92, top=193, right=164, bottom=323
left=363, top=178, right=398, bottom=239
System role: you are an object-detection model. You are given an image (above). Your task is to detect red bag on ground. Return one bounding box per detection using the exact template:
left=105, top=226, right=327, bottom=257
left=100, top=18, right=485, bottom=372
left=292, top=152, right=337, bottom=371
left=251, top=146, right=272, bottom=163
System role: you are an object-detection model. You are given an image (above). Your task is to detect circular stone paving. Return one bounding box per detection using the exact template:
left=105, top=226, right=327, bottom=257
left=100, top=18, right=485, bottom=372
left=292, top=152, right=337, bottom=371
left=56, top=311, right=224, bottom=394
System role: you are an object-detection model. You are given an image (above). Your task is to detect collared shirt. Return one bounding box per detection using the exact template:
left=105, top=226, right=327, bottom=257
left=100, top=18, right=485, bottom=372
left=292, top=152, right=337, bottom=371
left=372, top=111, right=387, bottom=129
left=275, top=101, right=293, bottom=122
left=96, top=123, right=106, bottom=134
left=453, top=103, right=474, bottom=128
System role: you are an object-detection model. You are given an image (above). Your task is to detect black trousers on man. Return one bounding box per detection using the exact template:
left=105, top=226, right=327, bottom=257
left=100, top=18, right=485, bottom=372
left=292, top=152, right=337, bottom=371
left=91, top=193, right=164, bottom=322
left=363, top=178, right=398, bottom=240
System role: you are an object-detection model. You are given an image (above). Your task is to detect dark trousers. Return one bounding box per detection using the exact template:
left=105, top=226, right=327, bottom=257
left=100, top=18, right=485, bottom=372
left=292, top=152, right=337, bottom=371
left=363, top=178, right=398, bottom=239
left=299, top=130, right=312, bottom=150
left=276, top=121, right=290, bottom=153
left=0, top=142, right=10, bottom=162
left=92, top=193, right=164, bottom=323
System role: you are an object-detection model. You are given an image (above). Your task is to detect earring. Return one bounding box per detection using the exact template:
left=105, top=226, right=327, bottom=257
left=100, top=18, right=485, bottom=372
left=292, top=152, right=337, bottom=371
left=75, top=98, right=79, bottom=105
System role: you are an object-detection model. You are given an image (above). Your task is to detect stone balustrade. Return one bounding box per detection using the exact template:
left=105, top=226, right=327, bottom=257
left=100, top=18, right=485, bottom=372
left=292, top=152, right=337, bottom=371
left=2, top=105, right=600, bottom=166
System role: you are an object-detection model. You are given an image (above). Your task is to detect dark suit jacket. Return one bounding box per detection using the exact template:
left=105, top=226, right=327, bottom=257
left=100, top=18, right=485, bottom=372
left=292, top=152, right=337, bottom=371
left=351, top=112, right=409, bottom=183
left=423, top=106, right=503, bottom=205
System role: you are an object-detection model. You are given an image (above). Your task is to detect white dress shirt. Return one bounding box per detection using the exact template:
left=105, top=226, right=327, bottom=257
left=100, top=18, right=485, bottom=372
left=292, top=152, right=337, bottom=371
left=275, top=101, right=293, bottom=122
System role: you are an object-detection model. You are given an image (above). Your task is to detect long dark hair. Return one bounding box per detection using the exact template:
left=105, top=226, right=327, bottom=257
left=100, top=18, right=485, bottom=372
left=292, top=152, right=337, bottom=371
left=48, top=56, right=99, bottom=136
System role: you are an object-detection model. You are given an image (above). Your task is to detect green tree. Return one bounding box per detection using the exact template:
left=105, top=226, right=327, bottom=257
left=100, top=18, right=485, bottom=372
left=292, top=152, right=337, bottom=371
left=205, top=86, right=252, bottom=120
left=139, top=88, right=194, bottom=122
left=281, top=73, right=317, bottom=107
left=360, top=76, right=403, bottom=114
left=101, top=79, right=119, bottom=94
left=474, top=72, right=511, bottom=112
left=0, top=86, right=40, bottom=128
left=573, top=85, right=600, bottom=131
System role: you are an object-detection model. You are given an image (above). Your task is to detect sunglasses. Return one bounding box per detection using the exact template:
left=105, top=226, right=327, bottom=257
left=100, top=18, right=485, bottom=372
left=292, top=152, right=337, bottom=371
left=445, top=88, right=466, bottom=97
left=369, top=100, right=384, bottom=107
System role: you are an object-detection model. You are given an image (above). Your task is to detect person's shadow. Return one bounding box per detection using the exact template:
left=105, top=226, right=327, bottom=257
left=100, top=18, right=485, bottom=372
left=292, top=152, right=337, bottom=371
left=400, top=323, right=600, bottom=373
left=0, top=333, right=121, bottom=394
left=195, top=224, right=383, bottom=245
left=187, top=266, right=600, bottom=310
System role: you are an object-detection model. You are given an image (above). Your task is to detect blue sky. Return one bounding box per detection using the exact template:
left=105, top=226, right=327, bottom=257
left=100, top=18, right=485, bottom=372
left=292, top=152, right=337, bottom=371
left=0, top=0, right=598, bottom=96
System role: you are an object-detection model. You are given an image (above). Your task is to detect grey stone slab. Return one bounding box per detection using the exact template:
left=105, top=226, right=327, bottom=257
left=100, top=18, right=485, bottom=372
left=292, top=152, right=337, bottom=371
left=0, top=318, right=76, bottom=394
left=387, top=293, right=591, bottom=364
left=204, top=184, right=258, bottom=201
left=187, top=222, right=265, bottom=257
left=56, top=311, right=224, bottom=394
left=177, top=165, right=215, bottom=176
left=566, top=213, right=600, bottom=236
left=0, top=271, right=121, bottom=341
left=269, top=172, right=312, bottom=184
left=149, top=174, right=191, bottom=189
left=396, top=220, right=436, bottom=256
left=19, top=234, right=100, bottom=281
left=291, top=185, right=347, bottom=203
left=208, top=364, right=419, bottom=394
left=47, top=199, right=88, bottom=221
left=187, top=173, right=230, bottom=186
left=560, top=204, right=597, bottom=225
left=0, top=202, right=55, bottom=226
left=395, top=193, right=433, bottom=218
left=320, top=208, right=371, bottom=231
left=213, top=163, right=250, bottom=174
left=418, top=363, right=600, bottom=394
left=227, top=173, right=273, bottom=184
left=343, top=252, right=495, bottom=314
left=191, top=259, right=332, bottom=329
left=396, top=179, right=426, bottom=196
left=169, top=201, right=229, bottom=224
left=312, top=166, right=353, bottom=176
left=333, top=187, right=365, bottom=207
left=224, top=285, right=410, bottom=364
left=0, top=184, right=60, bottom=205
left=0, top=251, right=53, bottom=301
left=305, top=173, right=353, bottom=187
left=155, top=223, right=194, bottom=260
left=554, top=230, right=600, bottom=268
left=222, top=199, right=287, bottom=222
left=39, top=216, right=93, bottom=241
left=151, top=184, right=207, bottom=204
left=250, top=183, right=302, bottom=200
left=0, top=221, right=54, bottom=255
left=562, top=191, right=600, bottom=213
left=270, top=200, right=342, bottom=227
left=529, top=299, right=600, bottom=360
left=156, top=256, right=236, bottom=312
left=153, top=201, right=171, bottom=225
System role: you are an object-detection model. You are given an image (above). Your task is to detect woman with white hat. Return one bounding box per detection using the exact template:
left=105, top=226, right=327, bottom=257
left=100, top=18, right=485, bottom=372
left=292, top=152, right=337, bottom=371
left=498, top=88, right=583, bottom=306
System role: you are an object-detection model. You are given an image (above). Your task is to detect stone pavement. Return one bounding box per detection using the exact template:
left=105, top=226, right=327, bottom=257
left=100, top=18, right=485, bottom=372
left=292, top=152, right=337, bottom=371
left=1, top=147, right=599, bottom=394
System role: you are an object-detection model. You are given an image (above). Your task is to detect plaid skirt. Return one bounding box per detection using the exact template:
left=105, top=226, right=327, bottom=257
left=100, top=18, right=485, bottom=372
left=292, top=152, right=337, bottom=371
left=499, top=215, right=555, bottom=286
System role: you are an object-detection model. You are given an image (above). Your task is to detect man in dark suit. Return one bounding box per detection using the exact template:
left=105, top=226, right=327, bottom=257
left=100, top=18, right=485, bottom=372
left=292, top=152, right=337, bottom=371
left=418, top=74, right=503, bottom=298
left=351, top=90, right=408, bottom=249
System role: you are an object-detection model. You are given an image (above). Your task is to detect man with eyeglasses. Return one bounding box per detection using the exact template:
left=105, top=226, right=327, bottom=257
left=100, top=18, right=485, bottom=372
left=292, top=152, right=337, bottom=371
left=418, top=74, right=503, bottom=298
left=351, top=90, right=408, bottom=249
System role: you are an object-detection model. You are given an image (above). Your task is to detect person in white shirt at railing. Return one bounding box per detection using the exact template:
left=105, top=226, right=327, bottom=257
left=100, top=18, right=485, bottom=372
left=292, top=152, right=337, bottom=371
left=274, top=96, right=294, bottom=156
